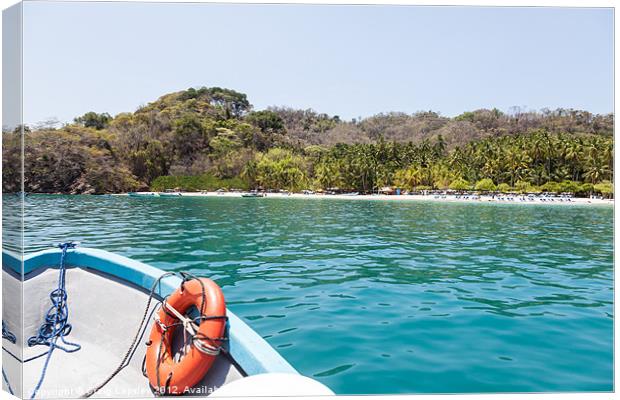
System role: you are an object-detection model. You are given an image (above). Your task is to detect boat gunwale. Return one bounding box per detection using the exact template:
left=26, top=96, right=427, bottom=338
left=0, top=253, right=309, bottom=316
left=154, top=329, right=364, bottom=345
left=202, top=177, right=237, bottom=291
left=2, top=248, right=298, bottom=377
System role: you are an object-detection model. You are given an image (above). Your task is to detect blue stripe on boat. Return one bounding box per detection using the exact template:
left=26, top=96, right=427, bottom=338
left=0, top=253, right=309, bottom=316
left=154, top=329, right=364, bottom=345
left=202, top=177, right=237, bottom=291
left=2, top=248, right=298, bottom=377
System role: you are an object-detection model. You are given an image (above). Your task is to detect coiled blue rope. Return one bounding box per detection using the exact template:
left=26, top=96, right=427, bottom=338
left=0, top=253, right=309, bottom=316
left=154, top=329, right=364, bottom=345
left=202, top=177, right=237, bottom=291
left=2, top=321, right=16, bottom=394
left=2, top=322, right=16, bottom=344
left=27, top=242, right=81, bottom=399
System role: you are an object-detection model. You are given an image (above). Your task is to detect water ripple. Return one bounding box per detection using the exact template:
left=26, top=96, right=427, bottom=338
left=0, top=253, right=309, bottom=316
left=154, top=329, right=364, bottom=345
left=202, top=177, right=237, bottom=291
left=7, top=195, right=614, bottom=394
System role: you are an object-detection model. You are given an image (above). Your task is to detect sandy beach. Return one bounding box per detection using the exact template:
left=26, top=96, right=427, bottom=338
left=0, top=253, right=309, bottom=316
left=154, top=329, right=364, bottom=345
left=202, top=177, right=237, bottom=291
left=126, top=192, right=614, bottom=206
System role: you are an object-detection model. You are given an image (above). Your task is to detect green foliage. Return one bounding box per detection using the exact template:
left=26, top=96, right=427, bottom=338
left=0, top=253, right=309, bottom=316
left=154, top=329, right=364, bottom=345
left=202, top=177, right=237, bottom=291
left=209, top=128, right=243, bottom=156
left=415, top=185, right=433, bottom=191
left=514, top=180, right=530, bottom=193
left=150, top=174, right=248, bottom=192
left=578, top=182, right=594, bottom=194
left=540, top=181, right=560, bottom=193
left=454, top=111, right=476, bottom=122
left=594, top=181, right=613, bottom=197
left=173, top=114, right=209, bottom=162
left=74, top=112, right=112, bottom=130
left=394, top=167, right=423, bottom=191
left=9, top=85, right=614, bottom=195
left=175, top=86, right=251, bottom=118
left=20, top=126, right=141, bottom=194
left=2, top=131, right=21, bottom=192
left=207, top=87, right=251, bottom=118
left=253, top=148, right=309, bottom=191
left=246, top=110, right=285, bottom=133
left=558, top=180, right=580, bottom=193
left=515, top=180, right=537, bottom=193
left=474, top=178, right=497, bottom=192
left=539, top=180, right=581, bottom=194
left=243, top=110, right=286, bottom=151
left=314, top=160, right=343, bottom=190
left=449, top=178, right=471, bottom=191
left=128, top=140, right=169, bottom=184
left=497, top=183, right=511, bottom=193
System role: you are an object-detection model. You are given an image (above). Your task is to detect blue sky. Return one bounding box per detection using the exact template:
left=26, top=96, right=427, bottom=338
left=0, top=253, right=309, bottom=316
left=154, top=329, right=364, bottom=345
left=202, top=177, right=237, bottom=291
left=22, top=2, right=613, bottom=125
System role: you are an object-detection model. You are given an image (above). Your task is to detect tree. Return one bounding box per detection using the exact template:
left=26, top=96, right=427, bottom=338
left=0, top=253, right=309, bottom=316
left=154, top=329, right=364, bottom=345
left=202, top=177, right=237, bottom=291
left=245, top=110, right=286, bottom=150
left=74, top=112, right=112, bottom=130
left=431, top=163, right=454, bottom=189
left=206, top=87, right=251, bottom=118
left=594, top=182, right=613, bottom=198
left=254, top=148, right=309, bottom=191
left=394, top=166, right=422, bottom=191
left=128, top=139, right=169, bottom=184
left=474, top=178, right=497, bottom=192
left=577, top=182, right=594, bottom=196
left=13, top=84, right=614, bottom=194
left=314, top=161, right=342, bottom=190
left=583, top=158, right=609, bottom=184
left=209, top=128, right=243, bottom=157
left=515, top=180, right=536, bottom=193
left=246, top=110, right=285, bottom=133
left=172, top=114, right=208, bottom=164
left=558, top=180, right=580, bottom=194
left=449, top=178, right=471, bottom=191
left=22, top=126, right=142, bottom=194
left=208, top=129, right=250, bottom=178
left=497, top=183, right=511, bottom=193
left=2, top=130, right=22, bottom=192
left=540, top=181, right=560, bottom=193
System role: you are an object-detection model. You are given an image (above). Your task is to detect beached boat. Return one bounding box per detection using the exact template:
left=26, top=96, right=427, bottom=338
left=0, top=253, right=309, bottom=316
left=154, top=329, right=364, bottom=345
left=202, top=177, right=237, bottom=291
left=2, top=245, right=333, bottom=398
left=241, top=192, right=264, bottom=198
left=158, top=192, right=182, bottom=197
left=128, top=192, right=157, bottom=197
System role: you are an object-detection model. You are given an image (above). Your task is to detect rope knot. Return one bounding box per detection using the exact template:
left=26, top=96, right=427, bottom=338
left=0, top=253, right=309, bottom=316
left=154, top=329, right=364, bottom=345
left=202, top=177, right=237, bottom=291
left=2, top=321, right=16, bottom=344
left=155, top=319, right=169, bottom=333
left=57, top=241, right=78, bottom=250
left=27, top=242, right=81, bottom=399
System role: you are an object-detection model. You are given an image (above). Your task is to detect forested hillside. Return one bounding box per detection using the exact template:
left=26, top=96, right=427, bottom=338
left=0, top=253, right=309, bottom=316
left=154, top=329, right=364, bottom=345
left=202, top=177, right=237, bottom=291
left=2, top=86, right=613, bottom=195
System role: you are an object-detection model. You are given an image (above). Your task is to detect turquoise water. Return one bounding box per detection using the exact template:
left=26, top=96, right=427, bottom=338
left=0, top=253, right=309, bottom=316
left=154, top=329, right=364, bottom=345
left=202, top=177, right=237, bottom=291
left=10, top=195, right=615, bottom=393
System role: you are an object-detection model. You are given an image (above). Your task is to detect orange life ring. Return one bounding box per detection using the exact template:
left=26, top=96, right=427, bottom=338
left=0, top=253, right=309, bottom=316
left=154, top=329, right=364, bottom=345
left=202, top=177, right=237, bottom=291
left=145, top=278, right=227, bottom=395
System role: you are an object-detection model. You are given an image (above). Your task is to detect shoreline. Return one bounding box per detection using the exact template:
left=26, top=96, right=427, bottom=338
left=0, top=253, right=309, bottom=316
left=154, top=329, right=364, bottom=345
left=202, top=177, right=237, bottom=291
left=124, top=192, right=614, bottom=206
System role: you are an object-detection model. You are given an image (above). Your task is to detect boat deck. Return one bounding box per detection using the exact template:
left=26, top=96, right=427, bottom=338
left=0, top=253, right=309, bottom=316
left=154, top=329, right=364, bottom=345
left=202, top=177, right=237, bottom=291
left=3, top=267, right=244, bottom=398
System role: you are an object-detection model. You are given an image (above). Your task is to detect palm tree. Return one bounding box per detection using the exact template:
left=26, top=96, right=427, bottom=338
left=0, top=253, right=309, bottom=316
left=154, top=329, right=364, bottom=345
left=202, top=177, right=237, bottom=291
left=583, top=158, right=609, bottom=184
left=504, top=148, right=531, bottom=187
